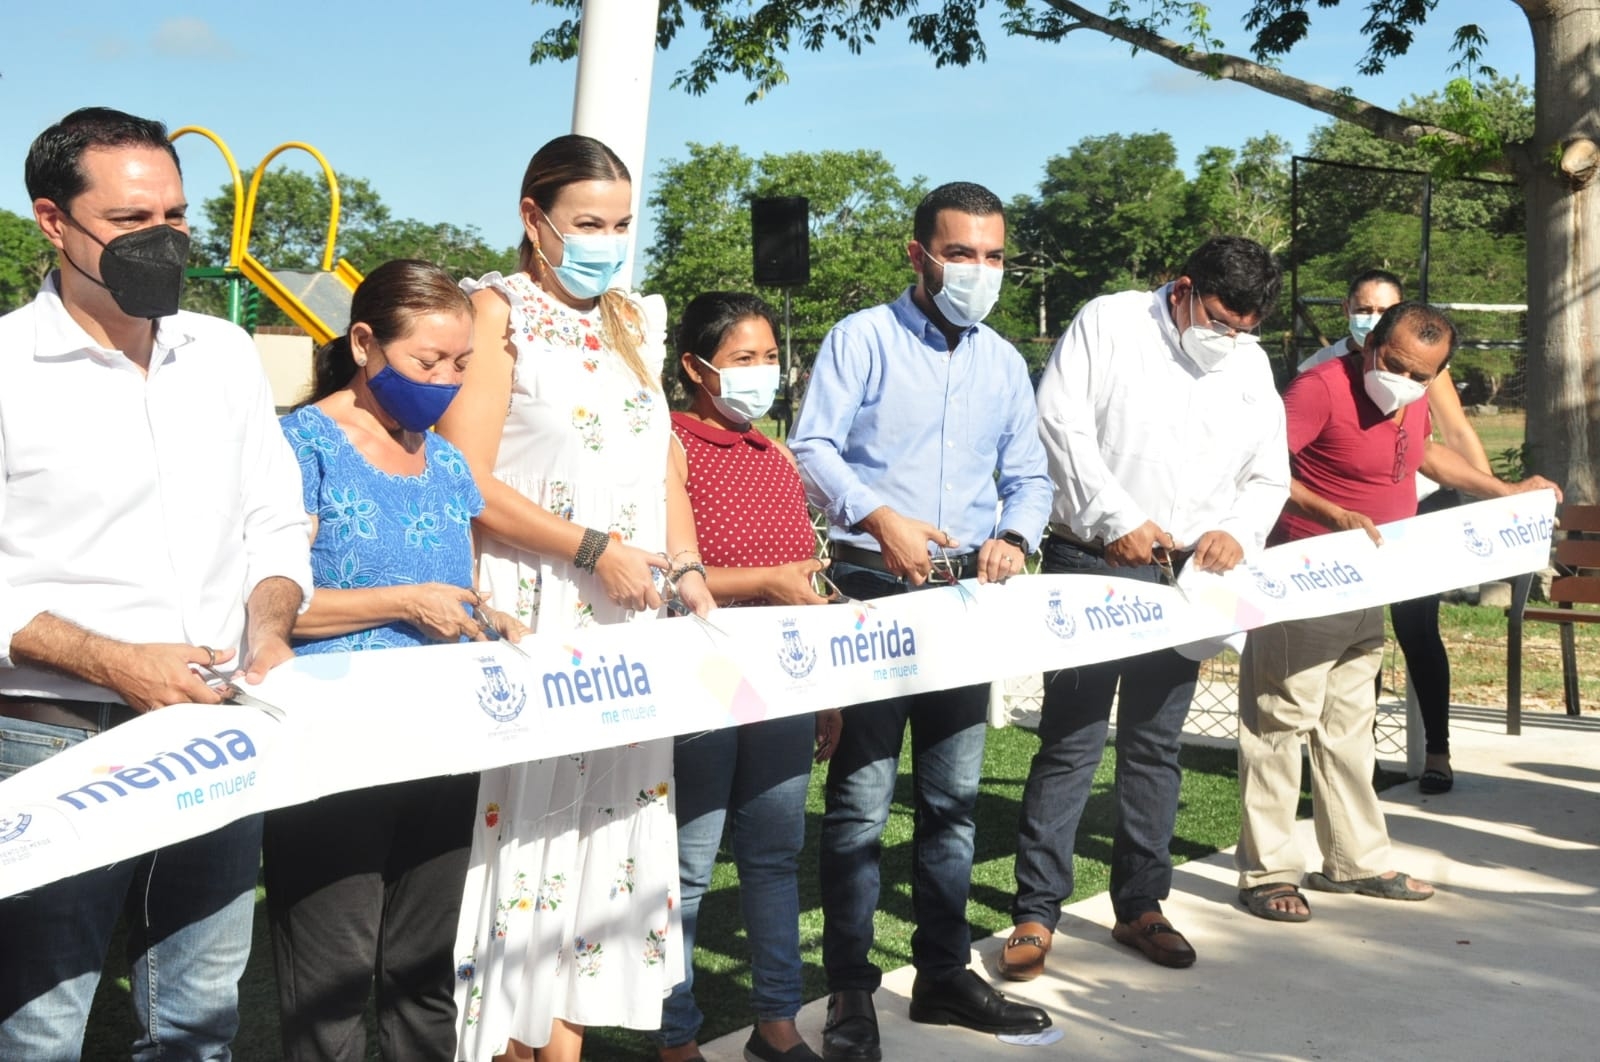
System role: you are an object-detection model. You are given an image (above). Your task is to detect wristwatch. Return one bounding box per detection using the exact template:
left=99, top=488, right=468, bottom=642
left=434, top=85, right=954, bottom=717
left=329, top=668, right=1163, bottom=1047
left=1000, top=529, right=1029, bottom=552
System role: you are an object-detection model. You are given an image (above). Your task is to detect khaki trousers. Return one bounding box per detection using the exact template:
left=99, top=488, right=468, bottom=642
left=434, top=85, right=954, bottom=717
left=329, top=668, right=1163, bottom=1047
left=1236, top=607, right=1393, bottom=888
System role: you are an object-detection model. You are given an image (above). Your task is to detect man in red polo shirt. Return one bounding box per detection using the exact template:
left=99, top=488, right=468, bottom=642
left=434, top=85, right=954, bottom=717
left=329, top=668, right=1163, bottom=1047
left=1235, top=302, right=1560, bottom=922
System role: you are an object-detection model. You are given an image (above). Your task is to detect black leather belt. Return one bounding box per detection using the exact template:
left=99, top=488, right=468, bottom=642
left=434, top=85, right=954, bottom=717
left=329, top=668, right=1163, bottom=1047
left=0, top=695, right=139, bottom=734
left=1045, top=526, right=1107, bottom=557
left=831, top=542, right=980, bottom=580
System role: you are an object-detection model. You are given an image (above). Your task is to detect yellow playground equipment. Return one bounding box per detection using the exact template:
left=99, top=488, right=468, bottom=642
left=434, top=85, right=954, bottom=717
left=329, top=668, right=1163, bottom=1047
left=170, top=127, right=364, bottom=343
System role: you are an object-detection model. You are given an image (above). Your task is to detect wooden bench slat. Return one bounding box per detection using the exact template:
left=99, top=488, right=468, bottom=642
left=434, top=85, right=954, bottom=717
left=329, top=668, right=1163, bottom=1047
left=1548, top=575, right=1600, bottom=605
left=1556, top=504, right=1600, bottom=533
left=1516, top=606, right=1600, bottom=624
left=1554, top=539, right=1600, bottom=567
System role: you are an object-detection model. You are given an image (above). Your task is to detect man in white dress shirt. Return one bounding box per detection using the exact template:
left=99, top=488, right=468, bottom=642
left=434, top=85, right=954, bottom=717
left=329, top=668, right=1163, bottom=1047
left=0, top=108, right=312, bottom=1060
left=1000, top=236, right=1289, bottom=979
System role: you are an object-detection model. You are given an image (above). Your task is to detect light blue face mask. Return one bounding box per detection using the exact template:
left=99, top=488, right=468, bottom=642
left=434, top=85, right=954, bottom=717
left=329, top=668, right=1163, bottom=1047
left=1349, top=312, right=1382, bottom=346
left=539, top=216, right=629, bottom=300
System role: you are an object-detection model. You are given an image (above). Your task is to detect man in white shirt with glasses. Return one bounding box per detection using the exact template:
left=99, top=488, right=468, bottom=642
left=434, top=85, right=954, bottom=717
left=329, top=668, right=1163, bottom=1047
left=1001, top=236, right=1289, bottom=979
left=0, top=107, right=311, bottom=1060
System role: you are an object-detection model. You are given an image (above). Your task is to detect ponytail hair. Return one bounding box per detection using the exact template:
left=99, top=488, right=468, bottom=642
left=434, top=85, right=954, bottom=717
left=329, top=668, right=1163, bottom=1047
left=516, top=134, right=654, bottom=390
left=299, top=259, right=474, bottom=407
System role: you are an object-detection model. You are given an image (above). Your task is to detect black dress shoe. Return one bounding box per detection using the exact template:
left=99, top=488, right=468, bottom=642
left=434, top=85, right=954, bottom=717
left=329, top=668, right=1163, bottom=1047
left=908, top=969, right=1051, bottom=1035
left=822, top=989, right=880, bottom=1062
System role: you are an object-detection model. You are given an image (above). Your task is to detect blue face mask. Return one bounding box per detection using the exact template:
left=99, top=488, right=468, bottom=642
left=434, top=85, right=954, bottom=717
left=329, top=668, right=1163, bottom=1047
left=366, top=363, right=461, bottom=432
left=540, top=217, right=629, bottom=300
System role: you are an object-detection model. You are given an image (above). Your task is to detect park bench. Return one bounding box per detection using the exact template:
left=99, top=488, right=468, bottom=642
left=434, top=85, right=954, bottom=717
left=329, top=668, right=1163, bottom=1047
left=1505, top=504, right=1600, bottom=734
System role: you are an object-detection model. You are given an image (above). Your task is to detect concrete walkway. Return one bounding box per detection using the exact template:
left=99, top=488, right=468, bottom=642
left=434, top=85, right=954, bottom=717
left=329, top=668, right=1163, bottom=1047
left=703, top=705, right=1599, bottom=1060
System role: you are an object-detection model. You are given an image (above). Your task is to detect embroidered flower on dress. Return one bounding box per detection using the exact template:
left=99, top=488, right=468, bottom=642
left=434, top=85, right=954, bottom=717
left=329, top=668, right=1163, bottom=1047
left=634, top=781, right=669, bottom=807
left=493, top=871, right=532, bottom=938
left=324, top=487, right=379, bottom=542
left=610, top=858, right=636, bottom=898
left=573, top=936, right=604, bottom=977
left=516, top=573, right=541, bottom=621
left=404, top=501, right=443, bottom=550
left=435, top=446, right=467, bottom=477
left=536, top=872, right=567, bottom=911
left=623, top=390, right=654, bottom=435
left=571, top=407, right=603, bottom=452
left=287, top=424, right=338, bottom=461
left=483, top=802, right=500, bottom=829
left=546, top=482, right=575, bottom=521
left=323, top=551, right=380, bottom=589
left=643, top=927, right=668, bottom=966
left=608, top=503, right=638, bottom=543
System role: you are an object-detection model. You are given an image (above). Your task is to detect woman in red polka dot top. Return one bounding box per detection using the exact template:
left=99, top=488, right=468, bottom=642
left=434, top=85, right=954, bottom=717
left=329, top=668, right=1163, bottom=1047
left=657, top=292, right=840, bottom=1062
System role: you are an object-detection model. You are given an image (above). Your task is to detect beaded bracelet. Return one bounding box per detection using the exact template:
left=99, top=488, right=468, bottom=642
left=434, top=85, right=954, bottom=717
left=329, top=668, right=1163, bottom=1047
left=669, top=561, right=707, bottom=585
left=573, top=527, right=610, bottom=573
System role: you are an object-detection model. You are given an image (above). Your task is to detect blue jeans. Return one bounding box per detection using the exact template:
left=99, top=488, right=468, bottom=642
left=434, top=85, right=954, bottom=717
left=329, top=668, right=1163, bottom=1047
left=1011, top=540, right=1200, bottom=927
left=820, top=565, right=989, bottom=991
left=657, top=713, right=815, bottom=1047
left=0, top=715, right=261, bottom=1062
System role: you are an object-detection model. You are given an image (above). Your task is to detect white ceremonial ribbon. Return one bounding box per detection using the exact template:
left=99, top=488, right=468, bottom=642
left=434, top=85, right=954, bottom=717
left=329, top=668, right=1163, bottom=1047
left=0, top=491, right=1557, bottom=897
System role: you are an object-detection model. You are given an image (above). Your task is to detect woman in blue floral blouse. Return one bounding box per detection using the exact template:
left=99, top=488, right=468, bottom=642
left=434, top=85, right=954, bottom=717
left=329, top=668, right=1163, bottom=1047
left=262, top=259, right=526, bottom=1062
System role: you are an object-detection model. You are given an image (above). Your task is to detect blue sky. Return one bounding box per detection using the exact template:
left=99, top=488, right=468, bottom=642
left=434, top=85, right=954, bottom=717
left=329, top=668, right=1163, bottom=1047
left=0, top=1, right=1533, bottom=275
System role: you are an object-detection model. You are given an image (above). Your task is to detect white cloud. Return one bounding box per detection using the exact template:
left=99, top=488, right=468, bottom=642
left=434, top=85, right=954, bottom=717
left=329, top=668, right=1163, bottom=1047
left=92, top=36, right=135, bottom=61
left=1141, top=66, right=1254, bottom=97
left=150, top=17, right=237, bottom=60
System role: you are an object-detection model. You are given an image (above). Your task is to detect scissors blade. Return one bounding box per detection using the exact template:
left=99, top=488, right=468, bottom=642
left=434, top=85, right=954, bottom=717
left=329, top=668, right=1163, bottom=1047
left=199, top=665, right=288, bottom=721
left=1152, top=545, right=1192, bottom=604
left=474, top=604, right=533, bottom=659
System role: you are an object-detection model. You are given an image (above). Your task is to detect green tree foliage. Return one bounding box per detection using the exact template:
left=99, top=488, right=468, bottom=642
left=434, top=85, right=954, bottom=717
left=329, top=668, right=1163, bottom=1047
left=198, top=168, right=514, bottom=276
left=1186, top=134, right=1292, bottom=255
left=1009, top=132, right=1193, bottom=332
left=1296, top=77, right=1530, bottom=266
left=643, top=143, right=924, bottom=362
left=190, top=169, right=514, bottom=327
left=0, top=208, right=54, bottom=313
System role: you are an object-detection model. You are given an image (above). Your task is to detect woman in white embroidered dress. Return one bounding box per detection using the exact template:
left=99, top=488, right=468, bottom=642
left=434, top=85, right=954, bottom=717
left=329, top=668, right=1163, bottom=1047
left=437, top=134, right=713, bottom=1062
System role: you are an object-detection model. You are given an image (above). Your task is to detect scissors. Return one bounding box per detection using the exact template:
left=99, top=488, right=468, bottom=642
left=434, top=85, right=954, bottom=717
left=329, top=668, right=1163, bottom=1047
left=929, top=544, right=977, bottom=604
left=473, top=602, right=532, bottom=659
left=198, top=664, right=287, bottom=721
left=1151, top=543, right=1191, bottom=604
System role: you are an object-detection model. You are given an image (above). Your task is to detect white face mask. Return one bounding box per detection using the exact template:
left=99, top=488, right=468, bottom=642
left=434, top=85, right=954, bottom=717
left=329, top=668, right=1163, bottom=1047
left=924, top=250, right=1003, bottom=327
left=1348, top=312, right=1382, bottom=346
left=1363, top=367, right=1428, bottom=416
left=1179, top=290, right=1258, bottom=372
left=695, top=356, right=779, bottom=423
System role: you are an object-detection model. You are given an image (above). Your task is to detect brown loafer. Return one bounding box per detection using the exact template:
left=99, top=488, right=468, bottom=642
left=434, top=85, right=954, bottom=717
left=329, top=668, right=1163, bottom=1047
left=1111, top=911, right=1196, bottom=969
left=998, top=921, right=1053, bottom=981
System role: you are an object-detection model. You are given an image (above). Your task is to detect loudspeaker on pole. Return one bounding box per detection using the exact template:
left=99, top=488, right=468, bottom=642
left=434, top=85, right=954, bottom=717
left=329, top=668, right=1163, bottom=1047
left=751, top=196, right=810, bottom=288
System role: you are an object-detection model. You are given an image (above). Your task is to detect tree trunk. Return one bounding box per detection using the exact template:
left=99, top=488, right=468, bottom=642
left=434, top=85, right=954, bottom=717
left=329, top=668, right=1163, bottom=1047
left=1519, top=0, right=1600, bottom=503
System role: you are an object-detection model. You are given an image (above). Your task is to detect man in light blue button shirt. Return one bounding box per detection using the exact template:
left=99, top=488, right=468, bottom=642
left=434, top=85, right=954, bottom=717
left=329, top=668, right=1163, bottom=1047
left=790, top=182, right=1053, bottom=1060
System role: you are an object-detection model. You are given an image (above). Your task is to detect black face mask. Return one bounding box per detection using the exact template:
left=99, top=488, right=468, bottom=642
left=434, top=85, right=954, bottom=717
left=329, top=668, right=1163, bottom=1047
left=56, top=208, right=190, bottom=319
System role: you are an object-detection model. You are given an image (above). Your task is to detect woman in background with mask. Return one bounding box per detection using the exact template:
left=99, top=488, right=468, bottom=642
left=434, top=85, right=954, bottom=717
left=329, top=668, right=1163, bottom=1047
left=264, top=259, right=526, bottom=1061
left=1297, top=269, right=1491, bottom=795
left=436, top=135, right=714, bottom=1062
left=656, top=292, right=839, bottom=1062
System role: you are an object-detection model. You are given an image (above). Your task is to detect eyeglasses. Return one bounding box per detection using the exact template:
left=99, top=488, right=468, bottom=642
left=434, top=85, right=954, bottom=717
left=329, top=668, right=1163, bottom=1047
left=1190, top=289, right=1260, bottom=340
left=1392, top=424, right=1409, bottom=484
